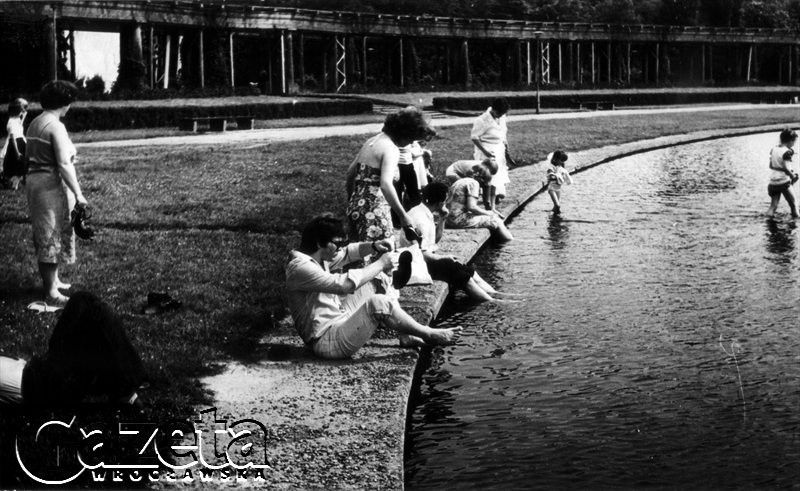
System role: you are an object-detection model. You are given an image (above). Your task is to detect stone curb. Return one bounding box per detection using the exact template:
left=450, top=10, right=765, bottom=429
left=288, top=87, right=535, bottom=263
left=194, top=122, right=794, bottom=490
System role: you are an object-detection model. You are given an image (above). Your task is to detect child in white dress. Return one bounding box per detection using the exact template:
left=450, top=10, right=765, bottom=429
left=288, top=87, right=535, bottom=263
left=546, top=150, right=573, bottom=214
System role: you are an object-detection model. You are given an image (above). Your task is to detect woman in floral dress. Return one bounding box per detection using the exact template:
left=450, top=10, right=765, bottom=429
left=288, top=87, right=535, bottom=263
left=346, top=107, right=433, bottom=243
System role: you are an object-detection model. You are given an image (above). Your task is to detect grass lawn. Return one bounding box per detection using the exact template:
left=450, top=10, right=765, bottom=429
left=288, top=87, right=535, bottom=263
left=0, top=106, right=798, bottom=484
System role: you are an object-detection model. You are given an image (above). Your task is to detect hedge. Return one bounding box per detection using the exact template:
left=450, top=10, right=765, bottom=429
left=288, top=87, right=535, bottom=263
left=433, top=89, right=800, bottom=112
left=0, top=98, right=372, bottom=132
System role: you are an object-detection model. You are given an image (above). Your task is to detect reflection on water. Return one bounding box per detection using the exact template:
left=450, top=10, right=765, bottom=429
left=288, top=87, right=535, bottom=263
left=406, top=133, right=800, bottom=489
left=765, top=219, right=797, bottom=264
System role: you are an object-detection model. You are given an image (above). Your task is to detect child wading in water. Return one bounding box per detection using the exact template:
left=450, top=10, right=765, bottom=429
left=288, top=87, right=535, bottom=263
left=546, top=150, right=573, bottom=214
left=2, top=98, right=28, bottom=190
left=767, top=129, right=799, bottom=219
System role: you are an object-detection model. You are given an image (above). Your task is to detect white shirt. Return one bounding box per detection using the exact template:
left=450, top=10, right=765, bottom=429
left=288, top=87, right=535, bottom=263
left=769, top=145, right=795, bottom=185
left=396, top=204, right=438, bottom=252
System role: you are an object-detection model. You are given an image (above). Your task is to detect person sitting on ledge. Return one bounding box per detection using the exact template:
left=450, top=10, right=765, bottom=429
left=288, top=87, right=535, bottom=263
left=285, top=214, right=462, bottom=359
left=397, top=182, right=522, bottom=303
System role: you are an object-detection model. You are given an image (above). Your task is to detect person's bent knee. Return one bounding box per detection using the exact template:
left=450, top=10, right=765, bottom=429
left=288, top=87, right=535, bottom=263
left=366, top=294, right=396, bottom=320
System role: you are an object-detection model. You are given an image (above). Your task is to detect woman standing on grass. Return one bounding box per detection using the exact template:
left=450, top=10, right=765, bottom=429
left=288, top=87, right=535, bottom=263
left=471, top=97, right=510, bottom=211
left=25, top=80, right=87, bottom=306
left=346, top=106, right=431, bottom=244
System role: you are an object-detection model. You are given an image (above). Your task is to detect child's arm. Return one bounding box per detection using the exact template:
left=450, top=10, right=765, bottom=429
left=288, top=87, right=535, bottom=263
left=563, top=169, right=573, bottom=185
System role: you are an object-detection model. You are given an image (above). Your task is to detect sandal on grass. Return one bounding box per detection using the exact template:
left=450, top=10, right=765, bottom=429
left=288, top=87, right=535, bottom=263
left=27, top=299, right=67, bottom=313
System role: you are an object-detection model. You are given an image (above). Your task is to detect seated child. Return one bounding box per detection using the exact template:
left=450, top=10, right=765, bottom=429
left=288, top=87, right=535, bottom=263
left=445, top=170, right=513, bottom=242
left=397, top=182, right=519, bottom=302
left=546, top=150, right=573, bottom=214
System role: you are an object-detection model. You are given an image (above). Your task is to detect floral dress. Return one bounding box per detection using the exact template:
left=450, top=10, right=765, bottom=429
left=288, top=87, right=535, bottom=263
left=445, top=177, right=499, bottom=229
left=347, top=163, right=395, bottom=241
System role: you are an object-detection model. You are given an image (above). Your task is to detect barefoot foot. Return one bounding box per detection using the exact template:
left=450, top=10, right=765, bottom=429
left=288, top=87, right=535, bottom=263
left=490, top=291, right=526, bottom=299
left=426, top=326, right=463, bottom=346
left=44, top=292, right=70, bottom=307
left=399, top=334, right=429, bottom=349
left=55, top=280, right=72, bottom=291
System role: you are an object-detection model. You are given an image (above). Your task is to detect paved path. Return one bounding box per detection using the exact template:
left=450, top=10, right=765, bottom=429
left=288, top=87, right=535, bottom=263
left=78, top=104, right=789, bottom=148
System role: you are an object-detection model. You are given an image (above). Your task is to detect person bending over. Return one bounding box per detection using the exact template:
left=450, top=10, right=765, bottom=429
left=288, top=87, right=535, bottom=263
left=446, top=171, right=513, bottom=242
left=286, top=214, right=462, bottom=359
left=398, top=182, right=520, bottom=302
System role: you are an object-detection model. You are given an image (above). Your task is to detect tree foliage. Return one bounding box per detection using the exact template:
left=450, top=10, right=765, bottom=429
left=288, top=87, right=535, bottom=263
left=263, top=0, right=800, bottom=27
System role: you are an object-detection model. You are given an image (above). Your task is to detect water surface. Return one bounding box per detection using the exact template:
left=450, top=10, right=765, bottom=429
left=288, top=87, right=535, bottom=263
left=406, top=133, right=800, bottom=489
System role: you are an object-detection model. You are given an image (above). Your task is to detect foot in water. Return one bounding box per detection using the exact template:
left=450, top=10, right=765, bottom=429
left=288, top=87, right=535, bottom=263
left=426, top=326, right=463, bottom=346
left=399, top=334, right=428, bottom=349
left=491, top=291, right=525, bottom=299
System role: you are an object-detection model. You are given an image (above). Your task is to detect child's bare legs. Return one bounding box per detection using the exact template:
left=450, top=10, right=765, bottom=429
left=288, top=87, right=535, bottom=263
left=548, top=188, right=561, bottom=213
left=782, top=186, right=799, bottom=218
left=767, top=194, right=781, bottom=217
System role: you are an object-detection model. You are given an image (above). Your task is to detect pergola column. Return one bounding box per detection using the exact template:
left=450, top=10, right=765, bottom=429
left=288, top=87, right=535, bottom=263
left=626, top=43, right=631, bottom=84
left=558, top=42, right=563, bottom=82
left=286, top=31, right=295, bottom=93
left=198, top=28, right=205, bottom=88
left=362, top=36, right=368, bottom=85
left=228, top=32, right=235, bottom=87
left=655, top=42, right=660, bottom=83
left=526, top=40, right=531, bottom=86
left=298, top=34, right=305, bottom=91
left=461, top=38, right=471, bottom=87
left=399, top=36, right=405, bottom=88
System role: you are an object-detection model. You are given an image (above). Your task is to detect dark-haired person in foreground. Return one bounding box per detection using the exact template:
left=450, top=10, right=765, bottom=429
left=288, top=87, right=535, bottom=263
left=25, top=80, right=87, bottom=306
left=397, top=182, right=520, bottom=302
left=286, top=215, right=462, bottom=359
left=0, top=292, right=146, bottom=409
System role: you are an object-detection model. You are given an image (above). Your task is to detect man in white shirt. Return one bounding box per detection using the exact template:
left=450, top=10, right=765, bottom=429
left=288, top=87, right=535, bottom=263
left=286, top=214, right=461, bottom=359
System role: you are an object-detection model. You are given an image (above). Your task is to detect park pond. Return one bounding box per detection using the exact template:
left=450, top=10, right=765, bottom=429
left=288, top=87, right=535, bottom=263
left=405, top=132, right=800, bottom=489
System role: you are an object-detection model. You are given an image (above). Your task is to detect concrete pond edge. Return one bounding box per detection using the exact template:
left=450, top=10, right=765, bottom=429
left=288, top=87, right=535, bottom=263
left=395, top=121, right=797, bottom=486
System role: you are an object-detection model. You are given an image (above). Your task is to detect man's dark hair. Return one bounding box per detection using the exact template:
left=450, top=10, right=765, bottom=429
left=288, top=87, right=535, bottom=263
left=422, top=181, right=450, bottom=205
left=40, top=80, right=79, bottom=110
left=780, top=128, right=798, bottom=144
left=300, top=214, right=347, bottom=252
left=491, top=97, right=510, bottom=116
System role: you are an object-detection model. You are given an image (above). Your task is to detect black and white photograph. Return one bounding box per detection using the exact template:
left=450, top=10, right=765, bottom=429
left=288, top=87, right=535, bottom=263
left=1, top=0, right=799, bottom=488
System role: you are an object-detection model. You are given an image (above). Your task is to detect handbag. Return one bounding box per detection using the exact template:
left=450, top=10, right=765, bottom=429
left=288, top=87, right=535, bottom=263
left=397, top=243, right=432, bottom=286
